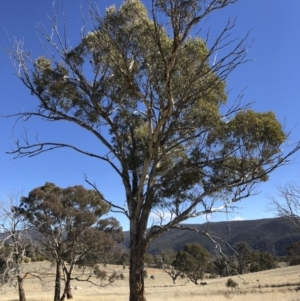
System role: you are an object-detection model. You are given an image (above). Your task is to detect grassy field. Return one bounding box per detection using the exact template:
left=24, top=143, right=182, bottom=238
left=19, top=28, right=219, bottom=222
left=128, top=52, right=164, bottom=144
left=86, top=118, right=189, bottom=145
left=1, top=262, right=300, bottom=301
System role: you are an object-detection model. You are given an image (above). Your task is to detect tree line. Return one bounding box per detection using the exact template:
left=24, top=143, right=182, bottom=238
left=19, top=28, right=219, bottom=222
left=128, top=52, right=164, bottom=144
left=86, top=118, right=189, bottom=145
left=1, top=183, right=300, bottom=301
left=142, top=240, right=300, bottom=285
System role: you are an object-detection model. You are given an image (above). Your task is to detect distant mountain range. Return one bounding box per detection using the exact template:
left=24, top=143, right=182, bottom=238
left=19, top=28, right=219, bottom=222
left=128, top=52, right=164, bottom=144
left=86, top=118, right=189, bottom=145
left=122, top=217, right=300, bottom=257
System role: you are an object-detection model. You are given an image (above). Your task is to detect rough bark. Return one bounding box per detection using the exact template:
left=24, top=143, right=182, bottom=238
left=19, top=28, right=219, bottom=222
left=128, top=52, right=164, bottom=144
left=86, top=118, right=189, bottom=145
left=129, top=226, right=148, bottom=301
left=54, top=261, right=61, bottom=301
left=17, top=275, right=26, bottom=301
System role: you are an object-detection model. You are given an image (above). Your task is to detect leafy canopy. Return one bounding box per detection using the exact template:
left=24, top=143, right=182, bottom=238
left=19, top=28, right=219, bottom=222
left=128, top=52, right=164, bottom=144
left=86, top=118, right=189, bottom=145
left=5, top=0, right=297, bottom=259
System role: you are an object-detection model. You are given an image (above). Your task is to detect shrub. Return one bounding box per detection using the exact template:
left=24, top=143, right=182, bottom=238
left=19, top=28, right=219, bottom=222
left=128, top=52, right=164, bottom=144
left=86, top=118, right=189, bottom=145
left=226, top=278, right=238, bottom=289
left=109, top=271, right=117, bottom=283
left=24, top=257, right=30, bottom=263
left=119, top=273, right=125, bottom=280
left=150, top=275, right=155, bottom=280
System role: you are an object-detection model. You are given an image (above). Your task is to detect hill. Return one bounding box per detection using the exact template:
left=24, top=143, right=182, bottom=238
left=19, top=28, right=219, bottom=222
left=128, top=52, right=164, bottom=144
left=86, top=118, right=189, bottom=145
left=123, top=217, right=300, bottom=256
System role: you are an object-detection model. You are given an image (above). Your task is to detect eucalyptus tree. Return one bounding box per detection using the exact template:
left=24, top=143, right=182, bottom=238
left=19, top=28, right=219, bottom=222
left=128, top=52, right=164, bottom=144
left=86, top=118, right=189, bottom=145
left=20, top=183, right=123, bottom=301
left=4, top=0, right=300, bottom=300
left=236, top=241, right=252, bottom=274
left=173, top=243, right=210, bottom=284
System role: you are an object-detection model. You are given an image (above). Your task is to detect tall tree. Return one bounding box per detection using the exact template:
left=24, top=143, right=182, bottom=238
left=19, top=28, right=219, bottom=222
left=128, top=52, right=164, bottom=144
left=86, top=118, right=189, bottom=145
left=4, top=1, right=300, bottom=300
left=19, top=182, right=123, bottom=301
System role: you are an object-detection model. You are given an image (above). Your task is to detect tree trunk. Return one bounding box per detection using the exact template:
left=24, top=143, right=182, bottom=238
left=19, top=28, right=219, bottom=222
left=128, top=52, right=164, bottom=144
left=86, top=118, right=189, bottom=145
left=129, top=232, right=148, bottom=301
left=17, top=275, right=26, bottom=301
left=66, top=282, right=73, bottom=299
left=60, top=277, right=73, bottom=300
left=54, top=261, right=61, bottom=301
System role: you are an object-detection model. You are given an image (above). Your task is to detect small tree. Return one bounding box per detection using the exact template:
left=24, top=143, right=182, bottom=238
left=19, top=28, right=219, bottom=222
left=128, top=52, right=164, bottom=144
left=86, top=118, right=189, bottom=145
left=173, top=243, right=209, bottom=284
left=19, top=182, right=123, bottom=301
left=0, top=193, right=34, bottom=301
left=160, top=249, right=181, bottom=284
left=236, top=242, right=252, bottom=274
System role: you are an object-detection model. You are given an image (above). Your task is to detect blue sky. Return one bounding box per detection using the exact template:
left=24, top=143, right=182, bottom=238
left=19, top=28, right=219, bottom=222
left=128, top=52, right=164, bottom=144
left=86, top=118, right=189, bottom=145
left=1, top=0, right=300, bottom=230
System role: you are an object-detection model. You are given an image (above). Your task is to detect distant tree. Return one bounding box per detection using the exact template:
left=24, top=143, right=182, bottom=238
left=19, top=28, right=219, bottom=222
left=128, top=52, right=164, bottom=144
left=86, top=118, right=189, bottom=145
left=286, top=242, right=300, bottom=266
left=159, top=249, right=181, bottom=284
left=5, top=0, right=300, bottom=300
left=212, top=255, right=237, bottom=277
left=161, top=249, right=177, bottom=266
left=270, top=183, right=300, bottom=229
left=144, top=253, right=154, bottom=267
left=162, top=265, right=182, bottom=284
left=0, top=192, right=34, bottom=301
left=250, top=250, right=277, bottom=272
left=19, top=182, right=123, bottom=301
left=117, top=251, right=130, bottom=267
left=173, top=243, right=209, bottom=284
left=236, top=242, right=252, bottom=274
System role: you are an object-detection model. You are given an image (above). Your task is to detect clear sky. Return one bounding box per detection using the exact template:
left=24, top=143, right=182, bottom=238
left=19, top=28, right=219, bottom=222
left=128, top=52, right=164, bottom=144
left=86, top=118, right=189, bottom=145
left=1, top=0, right=300, bottom=231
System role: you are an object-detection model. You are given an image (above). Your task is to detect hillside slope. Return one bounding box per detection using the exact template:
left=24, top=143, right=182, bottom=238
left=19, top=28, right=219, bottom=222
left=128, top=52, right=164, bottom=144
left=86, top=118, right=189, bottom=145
left=123, top=217, right=300, bottom=256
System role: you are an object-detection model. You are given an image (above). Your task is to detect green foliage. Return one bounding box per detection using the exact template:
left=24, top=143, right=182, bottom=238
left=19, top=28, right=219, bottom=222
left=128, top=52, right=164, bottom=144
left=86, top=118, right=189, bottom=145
left=287, top=242, right=300, bottom=266
left=236, top=241, right=252, bottom=274
left=173, top=243, right=209, bottom=284
left=161, top=249, right=177, bottom=266
left=19, top=182, right=123, bottom=266
left=250, top=251, right=277, bottom=272
left=19, top=182, right=123, bottom=300
left=22, top=0, right=288, bottom=211
left=212, top=256, right=237, bottom=277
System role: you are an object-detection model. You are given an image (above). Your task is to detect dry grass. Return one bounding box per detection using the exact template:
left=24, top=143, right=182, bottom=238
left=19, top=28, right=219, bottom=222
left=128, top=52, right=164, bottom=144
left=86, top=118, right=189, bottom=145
left=1, top=262, right=300, bottom=301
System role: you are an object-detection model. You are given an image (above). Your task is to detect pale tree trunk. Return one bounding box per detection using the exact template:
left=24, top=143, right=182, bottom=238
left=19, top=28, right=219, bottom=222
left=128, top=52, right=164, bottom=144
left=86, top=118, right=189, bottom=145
left=54, top=261, right=61, bottom=301
left=17, top=275, right=26, bottom=301
left=60, top=274, right=73, bottom=300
